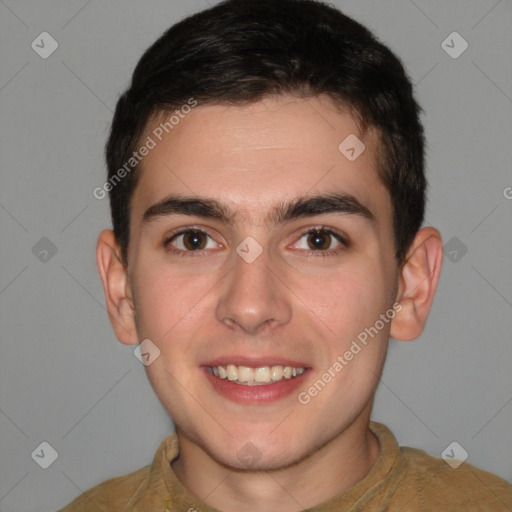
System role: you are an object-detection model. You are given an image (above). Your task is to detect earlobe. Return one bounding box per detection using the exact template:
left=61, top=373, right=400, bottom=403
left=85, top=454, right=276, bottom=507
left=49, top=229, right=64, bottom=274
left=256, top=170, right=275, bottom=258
left=96, top=229, right=139, bottom=345
left=390, top=227, right=443, bottom=341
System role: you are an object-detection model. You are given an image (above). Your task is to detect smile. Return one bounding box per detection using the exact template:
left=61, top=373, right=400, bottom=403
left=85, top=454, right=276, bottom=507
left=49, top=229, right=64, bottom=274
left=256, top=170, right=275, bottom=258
left=206, top=364, right=306, bottom=385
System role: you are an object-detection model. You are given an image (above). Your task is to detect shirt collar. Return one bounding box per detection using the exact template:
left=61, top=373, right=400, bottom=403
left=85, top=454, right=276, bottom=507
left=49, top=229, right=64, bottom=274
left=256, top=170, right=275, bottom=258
left=145, top=421, right=405, bottom=512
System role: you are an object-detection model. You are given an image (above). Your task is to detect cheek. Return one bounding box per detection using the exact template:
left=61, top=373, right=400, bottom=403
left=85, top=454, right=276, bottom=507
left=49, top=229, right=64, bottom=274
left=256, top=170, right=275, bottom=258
left=301, top=267, right=391, bottom=407
left=131, top=263, right=209, bottom=342
left=290, top=262, right=389, bottom=340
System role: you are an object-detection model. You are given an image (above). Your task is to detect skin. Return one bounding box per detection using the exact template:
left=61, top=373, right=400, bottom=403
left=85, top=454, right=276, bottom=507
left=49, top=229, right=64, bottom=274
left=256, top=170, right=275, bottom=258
left=97, top=94, right=443, bottom=512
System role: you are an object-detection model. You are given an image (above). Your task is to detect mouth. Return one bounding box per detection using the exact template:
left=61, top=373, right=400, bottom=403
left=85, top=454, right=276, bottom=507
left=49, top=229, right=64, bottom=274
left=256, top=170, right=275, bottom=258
left=202, top=360, right=310, bottom=404
left=206, top=364, right=306, bottom=385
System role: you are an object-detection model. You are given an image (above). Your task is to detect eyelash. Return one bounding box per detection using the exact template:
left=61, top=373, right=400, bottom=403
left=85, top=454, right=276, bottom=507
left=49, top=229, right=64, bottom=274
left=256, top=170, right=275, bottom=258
left=163, top=226, right=349, bottom=258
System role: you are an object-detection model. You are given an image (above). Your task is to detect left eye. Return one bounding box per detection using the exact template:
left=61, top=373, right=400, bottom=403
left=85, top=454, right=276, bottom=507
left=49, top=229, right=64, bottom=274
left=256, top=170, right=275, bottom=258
left=292, top=230, right=344, bottom=251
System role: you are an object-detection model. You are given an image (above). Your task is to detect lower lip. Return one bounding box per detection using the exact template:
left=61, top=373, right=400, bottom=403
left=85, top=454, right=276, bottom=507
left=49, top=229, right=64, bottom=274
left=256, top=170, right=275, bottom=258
left=202, top=368, right=309, bottom=404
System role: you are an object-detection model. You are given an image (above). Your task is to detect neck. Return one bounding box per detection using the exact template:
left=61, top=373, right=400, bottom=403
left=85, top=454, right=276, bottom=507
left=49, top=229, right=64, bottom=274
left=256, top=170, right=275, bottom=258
left=171, top=409, right=380, bottom=512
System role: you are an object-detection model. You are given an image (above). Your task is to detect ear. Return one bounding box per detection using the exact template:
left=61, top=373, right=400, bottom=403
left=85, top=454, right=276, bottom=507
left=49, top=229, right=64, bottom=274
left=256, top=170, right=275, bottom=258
left=96, top=229, right=139, bottom=345
left=390, top=227, right=443, bottom=341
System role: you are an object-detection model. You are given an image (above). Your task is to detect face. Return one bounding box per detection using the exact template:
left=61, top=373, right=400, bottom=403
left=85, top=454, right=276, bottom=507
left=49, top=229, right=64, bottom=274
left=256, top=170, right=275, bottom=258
left=125, top=95, right=400, bottom=470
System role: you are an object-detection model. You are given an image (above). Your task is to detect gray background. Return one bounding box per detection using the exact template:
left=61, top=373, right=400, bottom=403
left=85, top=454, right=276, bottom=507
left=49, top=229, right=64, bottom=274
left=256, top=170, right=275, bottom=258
left=0, top=0, right=511, bottom=511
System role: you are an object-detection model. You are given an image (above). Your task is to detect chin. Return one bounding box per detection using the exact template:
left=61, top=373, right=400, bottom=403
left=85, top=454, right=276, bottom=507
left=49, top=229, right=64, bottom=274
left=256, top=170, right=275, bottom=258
left=220, top=446, right=305, bottom=473
left=204, top=432, right=308, bottom=472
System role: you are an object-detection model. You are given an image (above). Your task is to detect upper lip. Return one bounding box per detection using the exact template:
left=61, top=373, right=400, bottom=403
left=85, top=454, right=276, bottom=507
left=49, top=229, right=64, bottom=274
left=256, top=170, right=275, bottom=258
left=202, top=356, right=310, bottom=368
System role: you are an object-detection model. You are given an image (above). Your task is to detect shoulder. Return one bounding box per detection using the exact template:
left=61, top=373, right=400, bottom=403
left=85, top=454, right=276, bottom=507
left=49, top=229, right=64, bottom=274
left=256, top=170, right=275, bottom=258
left=57, top=465, right=151, bottom=512
left=57, top=433, right=178, bottom=511
left=398, top=445, right=512, bottom=511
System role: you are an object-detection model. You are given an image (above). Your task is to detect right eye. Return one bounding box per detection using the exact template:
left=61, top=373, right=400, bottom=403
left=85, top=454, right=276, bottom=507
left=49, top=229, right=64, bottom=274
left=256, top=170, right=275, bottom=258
left=164, top=229, right=222, bottom=254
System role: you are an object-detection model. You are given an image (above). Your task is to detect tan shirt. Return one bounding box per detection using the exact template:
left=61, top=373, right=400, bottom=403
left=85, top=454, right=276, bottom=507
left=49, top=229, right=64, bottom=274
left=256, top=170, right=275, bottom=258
left=58, top=422, right=512, bottom=511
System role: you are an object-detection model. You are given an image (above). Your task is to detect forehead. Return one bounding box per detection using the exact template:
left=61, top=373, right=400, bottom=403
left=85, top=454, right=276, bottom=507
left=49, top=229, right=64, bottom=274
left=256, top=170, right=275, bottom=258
left=131, top=95, right=390, bottom=226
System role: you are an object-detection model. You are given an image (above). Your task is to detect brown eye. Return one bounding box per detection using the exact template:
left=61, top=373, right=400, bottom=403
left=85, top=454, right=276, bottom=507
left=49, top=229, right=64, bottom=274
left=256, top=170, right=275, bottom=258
left=182, top=231, right=207, bottom=250
left=165, top=229, right=219, bottom=253
left=307, top=230, right=334, bottom=250
left=290, top=228, right=347, bottom=255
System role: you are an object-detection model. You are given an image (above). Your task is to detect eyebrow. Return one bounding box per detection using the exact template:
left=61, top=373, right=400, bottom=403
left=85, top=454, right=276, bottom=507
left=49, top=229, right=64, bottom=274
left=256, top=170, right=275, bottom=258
left=142, top=193, right=376, bottom=229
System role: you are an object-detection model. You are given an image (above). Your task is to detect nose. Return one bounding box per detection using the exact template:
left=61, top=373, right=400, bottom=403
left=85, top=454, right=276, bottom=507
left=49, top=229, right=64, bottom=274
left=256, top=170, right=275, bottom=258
left=215, top=248, right=292, bottom=335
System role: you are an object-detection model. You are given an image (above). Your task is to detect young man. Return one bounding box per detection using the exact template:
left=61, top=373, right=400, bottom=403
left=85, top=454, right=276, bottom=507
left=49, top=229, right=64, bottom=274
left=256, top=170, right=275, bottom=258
left=60, top=0, right=512, bottom=510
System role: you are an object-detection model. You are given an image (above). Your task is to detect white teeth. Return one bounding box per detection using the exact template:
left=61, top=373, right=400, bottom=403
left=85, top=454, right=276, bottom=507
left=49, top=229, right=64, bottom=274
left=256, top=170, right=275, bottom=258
left=254, top=366, right=271, bottom=383
left=208, top=364, right=305, bottom=385
left=226, top=364, right=238, bottom=381
left=238, top=365, right=254, bottom=382
left=270, top=366, right=284, bottom=381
